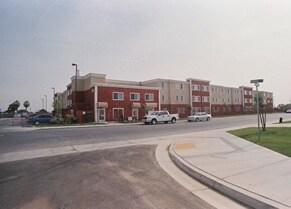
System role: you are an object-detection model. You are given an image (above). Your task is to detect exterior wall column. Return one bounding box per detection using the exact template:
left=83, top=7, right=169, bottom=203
left=158, top=89, right=161, bottom=110
left=94, top=85, right=98, bottom=123
left=189, top=79, right=192, bottom=112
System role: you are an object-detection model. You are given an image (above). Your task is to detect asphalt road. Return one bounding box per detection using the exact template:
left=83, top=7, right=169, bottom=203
left=1, top=113, right=289, bottom=153
left=0, top=145, right=215, bottom=209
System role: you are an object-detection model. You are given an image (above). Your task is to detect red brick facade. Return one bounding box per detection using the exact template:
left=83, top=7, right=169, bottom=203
left=97, top=86, right=159, bottom=121
left=190, top=79, right=211, bottom=113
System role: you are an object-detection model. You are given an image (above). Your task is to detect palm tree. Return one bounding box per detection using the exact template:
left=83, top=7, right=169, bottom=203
left=23, top=100, right=30, bottom=111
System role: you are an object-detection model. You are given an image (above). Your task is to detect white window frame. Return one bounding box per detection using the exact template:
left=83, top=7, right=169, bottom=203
left=130, top=92, right=140, bottom=101
left=202, top=96, right=210, bottom=102
left=112, top=92, right=124, bottom=100
left=192, top=84, right=200, bottom=91
left=202, top=85, right=209, bottom=92
left=145, top=93, right=154, bottom=101
left=177, top=108, right=185, bottom=114
left=192, top=96, right=201, bottom=102
left=176, top=83, right=184, bottom=90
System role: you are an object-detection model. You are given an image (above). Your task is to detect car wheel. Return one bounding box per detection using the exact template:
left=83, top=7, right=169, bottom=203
left=207, top=117, right=210, bottom=121
left=34, top=121, right=40, bottom=125
left=171, top=118, right=176, bottom=123
left=195, top=118, right=199, bottom=122
left=151, top=119, right=157, bottom=125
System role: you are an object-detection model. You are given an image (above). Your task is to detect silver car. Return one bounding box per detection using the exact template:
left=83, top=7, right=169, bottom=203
left=187, top=112, right=212, bottom=122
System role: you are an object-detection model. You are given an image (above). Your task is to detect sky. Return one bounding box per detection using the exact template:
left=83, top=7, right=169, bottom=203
left=1, top=0, right=291, bottom=112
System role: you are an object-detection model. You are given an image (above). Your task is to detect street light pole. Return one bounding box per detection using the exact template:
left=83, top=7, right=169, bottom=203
left=72, top=63, right=78, bottom=115
left=42, top=98, right=44, bottom=110
left=44, top=95, right=47, bottom=111
left=52, top=87, right=56, bottom=116
left=52, top=87, right=55, bottom=100
left=250, top=79, right=264, bottom=141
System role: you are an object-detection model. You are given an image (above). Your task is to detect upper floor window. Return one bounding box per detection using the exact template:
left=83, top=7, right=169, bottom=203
left=202, top=96, right=210, bottom=102
left=192, top=96, right=201, bottom=102
left=113, top=92, right=124, bottom=100
left=176, top=95, right=184, bottom=102
left=130, top=93, right=140, bottom=101
left=192, top=84, right=200, bottom=91
left=201, top=85, right=209, bottom=92
left=145, top=93, right=154, bottom=101
left=176, top=83, right=184, bottom=90
left=161, top=95, right=165, bottom=101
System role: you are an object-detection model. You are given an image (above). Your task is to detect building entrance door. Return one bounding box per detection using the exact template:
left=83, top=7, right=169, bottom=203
left=132, top=108, right=139, bottom=121
left=98, top=108, right=106, bottom=122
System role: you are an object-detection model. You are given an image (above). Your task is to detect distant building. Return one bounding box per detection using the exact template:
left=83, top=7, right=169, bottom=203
left=57, top=73, right=274, bottom=122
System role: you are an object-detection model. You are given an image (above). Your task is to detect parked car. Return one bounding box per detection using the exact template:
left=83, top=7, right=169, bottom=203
left=27, top=114, right=53, bottom=125
left=142, top=111, right=179, bottom=125
left=285, top=109, right=291, bottom=113
left=187, top=112, right=212, bottom=122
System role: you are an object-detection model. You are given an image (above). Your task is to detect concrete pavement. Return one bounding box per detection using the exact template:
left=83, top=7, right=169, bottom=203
left=169, top=123, right=291, bottom=209
left=2, top=116, right=291, bottom=208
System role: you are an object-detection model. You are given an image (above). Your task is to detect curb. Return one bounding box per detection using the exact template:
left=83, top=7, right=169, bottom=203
left=169, top=143, right=287, bottom=209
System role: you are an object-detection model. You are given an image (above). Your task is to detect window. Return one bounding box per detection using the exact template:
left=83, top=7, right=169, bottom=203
left=161, top=82, right=165, bottom=88
left=177, top=108, right=185, bottom=114
left=192, top=96, right=201, bottom=102
left=176, top=95, right=184, bottom=102
left=130, top=93, right=140, bottom=101
left=162, top=95, right=165, bottom=101
left=176, top=83, right=184, bottom=89
left=202, top=85, right=209, bottom=92
left=204, top=107, right=210, bottom=113
left=145, top=93, right=154, bottom=101
left=192, top=84, right=200, bottom=91
left=193, top=107, right=201, bottom=113
left=202, top=96, right=209, bottom=102
left=113, top=108, right=124, bottom=121
left=113, top=92, right=124, bottom=100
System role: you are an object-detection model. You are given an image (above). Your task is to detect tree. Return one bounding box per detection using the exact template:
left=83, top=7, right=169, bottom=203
left=253, top=93, right=266, bottom=131
left=7, top=100, right=20, bottom=113
left=52, top=100, right=60, bottom=116
left=23, top=100, right=30, bottom=111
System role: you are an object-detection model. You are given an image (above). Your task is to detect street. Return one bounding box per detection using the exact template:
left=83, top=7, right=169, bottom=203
left=1, top=113, right=290, bottom=209
left=0, top=145, right=215, bottom=209
left=1, top=113, right=289, bottom=154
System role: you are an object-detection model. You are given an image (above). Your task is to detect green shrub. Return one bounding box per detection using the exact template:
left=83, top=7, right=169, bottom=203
left=64, top=115, right=78, bottom=124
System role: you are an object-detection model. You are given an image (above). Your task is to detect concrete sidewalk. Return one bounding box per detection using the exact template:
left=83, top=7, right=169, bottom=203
left=169, top=124, right=291, bottom=209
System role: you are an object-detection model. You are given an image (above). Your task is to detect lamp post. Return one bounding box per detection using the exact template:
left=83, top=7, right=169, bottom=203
left=52, top=87, right=56, bottom=116
left=250, top=79, right=264, bottom=141
left=44, top=95, right=47, bottom=111
left=42, top=98, right=44, bottom=110
left=72, top=63, right=78, bottom=115
left=52, top=87, right=55, bottom=100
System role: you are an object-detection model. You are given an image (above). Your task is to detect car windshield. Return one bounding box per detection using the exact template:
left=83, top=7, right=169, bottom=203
left=150, top=112, right=158, bottom=115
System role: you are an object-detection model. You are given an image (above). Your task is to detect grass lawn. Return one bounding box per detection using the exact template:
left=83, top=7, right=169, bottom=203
left=228, top=127, right=291, bottom=157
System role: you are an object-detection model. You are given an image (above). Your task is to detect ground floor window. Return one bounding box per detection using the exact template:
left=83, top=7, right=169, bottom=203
left=192, top=107, right=201, bottom=114
left=113, top=108, right=124, bottom=122
left=177, top=108, right=185, bottom=114
left=203, top=107, right=211, bottom=113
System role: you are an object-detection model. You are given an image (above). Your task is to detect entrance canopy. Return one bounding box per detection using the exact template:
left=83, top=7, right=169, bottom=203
left=98, top=102, right=108, bottom=108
